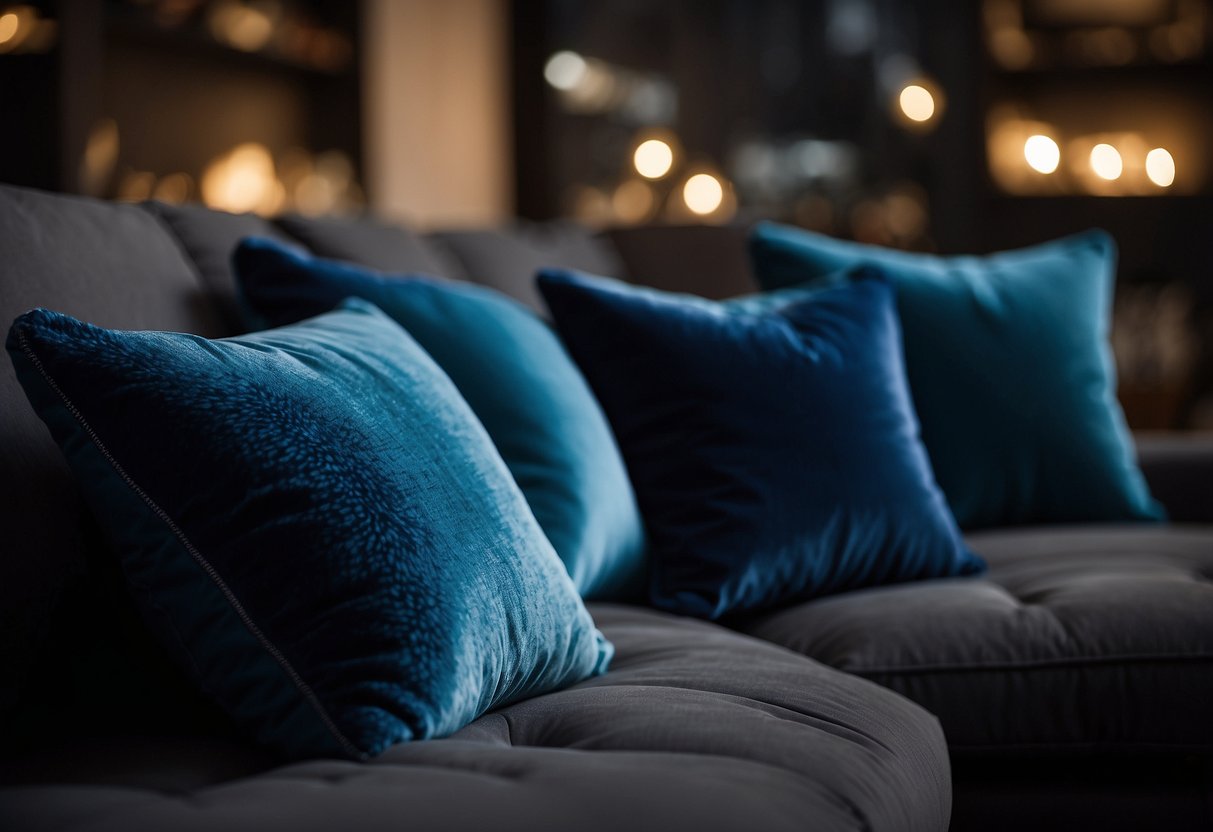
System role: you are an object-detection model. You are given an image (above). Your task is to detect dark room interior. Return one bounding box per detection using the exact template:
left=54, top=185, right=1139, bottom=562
left=1, top=2, right=1211, bottom=831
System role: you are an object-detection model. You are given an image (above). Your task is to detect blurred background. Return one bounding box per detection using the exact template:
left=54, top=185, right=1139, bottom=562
left=1, top=0, right=1211, bottom=429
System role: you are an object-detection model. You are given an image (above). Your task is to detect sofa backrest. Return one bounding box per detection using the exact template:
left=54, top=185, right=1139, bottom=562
left=605, top=224, right=758, bottom=300
left=430, top=224, right=628, bottom=314
left=0, top=183, right=753, bottom=735
left=142, top=201, right=297, bottom=331
left=145, top=203, right=631, bottom=318
left=0, top=184, right=230, bottom=716
left=275, top=214, right=469, bottom=282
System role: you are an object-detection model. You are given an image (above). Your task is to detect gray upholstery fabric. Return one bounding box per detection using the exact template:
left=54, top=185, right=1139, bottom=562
left=1136, top=433, right=1213, bottom=523
left=739, top=526, right=1213, bottom=752
left=605, top=223, right=760, bottom=299
left=143, top=201, right=295, bottom=331
left=0, top=185, right=227, bottom=715
left=0, top=605, right=951, bottom=832
left=274, top=214, right=468, bottom=280
left=5, top=188, right=1209, bottom=830
left=430, top=223, right=628, bottom=313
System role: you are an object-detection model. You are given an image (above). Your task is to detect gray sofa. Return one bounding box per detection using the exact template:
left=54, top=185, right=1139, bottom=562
left=0, top=183, right=1210, bottom=831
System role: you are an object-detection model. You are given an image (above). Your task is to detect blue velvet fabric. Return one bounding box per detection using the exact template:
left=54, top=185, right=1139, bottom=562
left=7, top=300, right=612, bottom=760
left=538, top=268, right=984, bottom=620
left=749, top=224, right=1164, bottom=529
left=233, top=238, right=646, bottom=600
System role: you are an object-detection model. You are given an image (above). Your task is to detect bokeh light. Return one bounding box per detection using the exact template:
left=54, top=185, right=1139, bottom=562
left=1145, top=148, right=1175, bottom=187
left=634, top=139, right=674, bottom=179
left=898, top=84, right=935, bottom=123
left=612, top=179, right=655, bottom=224
left=201, top=142, right=283, bottom=215
left=1023, top=134, right=1060, bottom=174
left=208, top=1, right=277, bottom=53
left=544, top=51, right=588, bottom=91
left=683, top=173, right=724, bottom=215
left=0, top=12, right=18, bottom=45
left=1089, top=143, right=1123, bottom=180
left=152, top=172, right=193, bottom=204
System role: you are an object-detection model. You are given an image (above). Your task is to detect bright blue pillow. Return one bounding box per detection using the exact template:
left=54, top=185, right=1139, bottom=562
left=537, top=268, right=984, bottom=620
left=233, top=238, right=646, bottom=600
left=7, top=300, right=612, bottom=760
left=748, top=223, right=1164, bottom=529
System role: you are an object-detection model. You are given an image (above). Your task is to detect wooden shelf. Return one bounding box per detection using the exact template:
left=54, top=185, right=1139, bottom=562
left=105, top=10, right=354, bottom=79
left=0, top=0, right=362, bottom=199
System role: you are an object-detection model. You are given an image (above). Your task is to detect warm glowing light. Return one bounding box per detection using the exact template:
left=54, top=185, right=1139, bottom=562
left=571, top=185, right=611, bottom=225
left=1023, top=134, right=1060, bottom=174
left=153, top=172, right=193, bottom=204
left=612, top=179, right=654, bottom=224
left=683, top=173, right=724, bottom=215
left=293, top=150, right=354, bottom=215
left=1145, top=148, right=1175, bottom=187
left=227, top=10, right=273, bottom=51
left=986, top=111, right=1063, bottom=194
left=898, top=84, right=935, bottom=122
left=80, top=118, right=120, bottom=197
left=989, top=26, right=1033, bottom=70
left=883, top=187, right=928, bottom=240
left=0, top=12, right=18, bottom=45
left=1089, top=143, right=1123, bottom=180
left=209, top=1, right=275, bottom=52
left=544, top=50, right=588, bottom=91
left=116, top=171, right=155, bottom=203
left=295, top=173, right=337, bottom=216
left=633, top=139, right=674, bottom=179
left=201, top=143, right=281, bottom=215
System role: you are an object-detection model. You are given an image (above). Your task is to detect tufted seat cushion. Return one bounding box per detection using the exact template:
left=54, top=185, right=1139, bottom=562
left=739, top=526, right=1213, bottom=752
left=0, top=605, right=950, bottom=832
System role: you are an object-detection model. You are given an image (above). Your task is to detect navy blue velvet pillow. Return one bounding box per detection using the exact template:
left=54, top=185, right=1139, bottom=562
left=233, top=237, right=646, bottom=601
left=538, top=269, right=984, bottom=620
left=7, top=300, right=612, bottom=760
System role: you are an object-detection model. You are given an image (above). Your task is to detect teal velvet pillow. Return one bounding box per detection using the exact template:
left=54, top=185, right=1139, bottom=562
left=7, top=300, right=612, bottom=760
left=749, top=224, right=1164, bottom=529
left=538, top=268, right=983, bottom=620
left=233, top=238, right=646, bottom=600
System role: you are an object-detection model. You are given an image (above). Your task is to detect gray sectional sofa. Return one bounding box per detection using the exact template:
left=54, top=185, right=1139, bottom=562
left=0, top=182, right=1210, bottom=831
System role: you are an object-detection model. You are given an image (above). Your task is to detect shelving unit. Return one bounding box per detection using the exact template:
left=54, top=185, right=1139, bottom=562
left=0, top=0, right=362, bottom=209
left=965, top=0, right=1213, bottom=428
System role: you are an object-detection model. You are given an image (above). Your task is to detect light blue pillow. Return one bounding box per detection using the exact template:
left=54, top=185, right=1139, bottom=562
left=7, top=299, right=612, bottom=760
left=749, top=223, right=1163, bottom=528
left=234, top=238, right=646, bottom=600
left=539, top=268, right=983, bottom=620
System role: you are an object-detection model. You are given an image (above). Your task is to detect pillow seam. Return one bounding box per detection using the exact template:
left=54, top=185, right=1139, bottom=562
left=15, top=327, right=365, bottom=761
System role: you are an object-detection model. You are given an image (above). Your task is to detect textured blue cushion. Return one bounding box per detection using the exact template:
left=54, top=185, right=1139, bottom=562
left=233, top=238, right=646, bottom=600
left=749, top=224, right=1164, bottom=529
left=7, top=300, right=612, bottom=760
left=538, top=268, right=984, bottom=620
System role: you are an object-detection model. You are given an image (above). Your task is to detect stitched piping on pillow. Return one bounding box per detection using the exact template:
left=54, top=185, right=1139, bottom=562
left=16, top=328, right=366, bottom=761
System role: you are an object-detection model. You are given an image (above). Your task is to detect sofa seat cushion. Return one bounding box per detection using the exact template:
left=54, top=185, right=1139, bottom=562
left=0, top=605, right=950, bottom=832
left=739, top=526, right=1213, bottom=752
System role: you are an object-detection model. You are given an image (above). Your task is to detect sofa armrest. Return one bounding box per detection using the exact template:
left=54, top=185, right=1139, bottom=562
left=1135, top=432, right=1213, bottom=523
